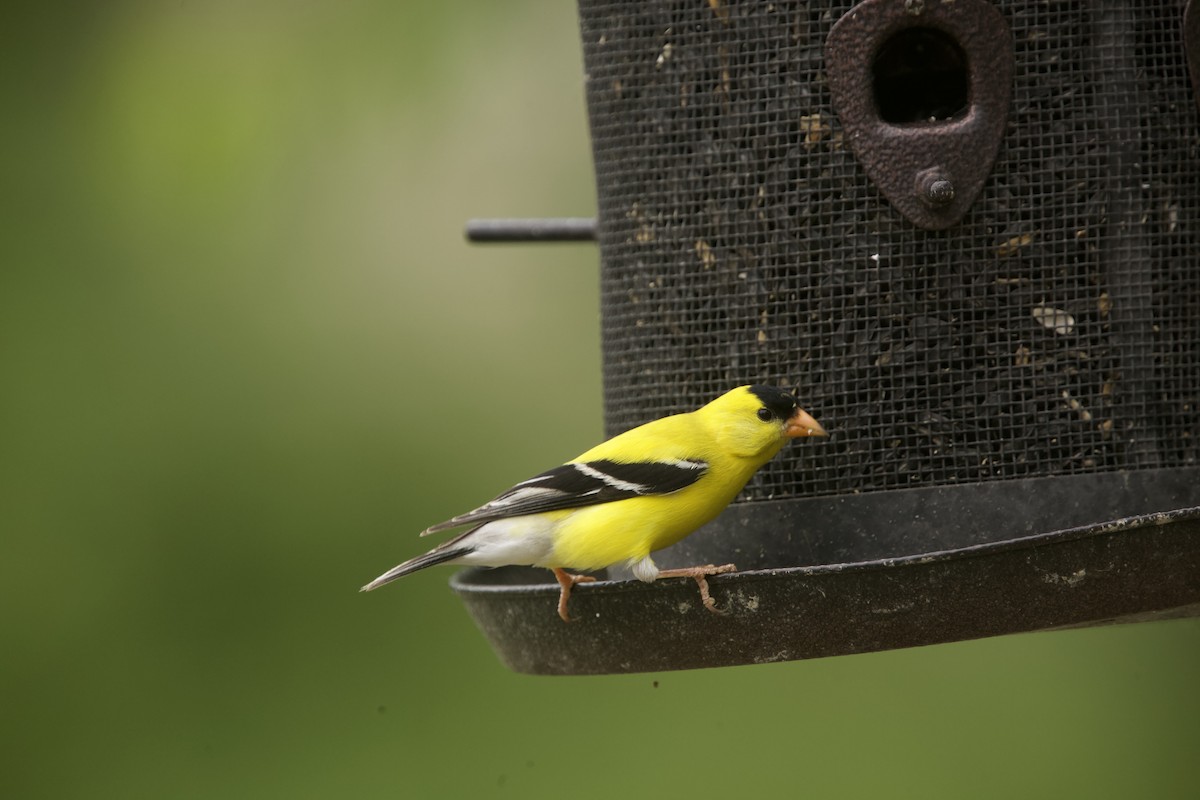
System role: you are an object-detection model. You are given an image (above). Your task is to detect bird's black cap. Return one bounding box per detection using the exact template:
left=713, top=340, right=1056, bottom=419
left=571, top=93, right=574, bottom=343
left=748, top=384, right=799, bottom=419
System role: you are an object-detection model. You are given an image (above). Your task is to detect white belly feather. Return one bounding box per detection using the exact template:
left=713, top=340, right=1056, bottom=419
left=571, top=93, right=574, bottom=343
left=451, top=516, right=558, bottom=568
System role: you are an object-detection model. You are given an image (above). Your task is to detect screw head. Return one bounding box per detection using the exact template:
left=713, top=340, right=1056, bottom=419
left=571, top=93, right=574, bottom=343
left=917, top=169, right=956, bottom=208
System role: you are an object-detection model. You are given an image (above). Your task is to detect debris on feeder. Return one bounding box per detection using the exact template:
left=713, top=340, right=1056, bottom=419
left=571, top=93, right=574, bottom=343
left=798, top=113, right=831, bottom=147
left=996, top=233, right=1034, bottom=257
left=707, top=0, right=730, bottom=24
left=1061, top=389, right=1093, bottom=423
left=1032, top=304, right=1076, bottom=335
left=655, top=42, right=672, bottom=69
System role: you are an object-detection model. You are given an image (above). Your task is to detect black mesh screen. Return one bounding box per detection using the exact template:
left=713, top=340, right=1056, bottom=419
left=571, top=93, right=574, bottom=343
left=580, top=0, right=1200, bottom=502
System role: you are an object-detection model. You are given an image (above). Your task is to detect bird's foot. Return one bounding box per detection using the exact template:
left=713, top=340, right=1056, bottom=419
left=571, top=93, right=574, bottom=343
left=656, top=563, right=737, bottom=614
left=552, top=568, right=597, bottom=623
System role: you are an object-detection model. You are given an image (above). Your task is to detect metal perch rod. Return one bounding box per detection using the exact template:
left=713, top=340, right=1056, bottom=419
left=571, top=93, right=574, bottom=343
left=465, top=217, right=597, bottom=243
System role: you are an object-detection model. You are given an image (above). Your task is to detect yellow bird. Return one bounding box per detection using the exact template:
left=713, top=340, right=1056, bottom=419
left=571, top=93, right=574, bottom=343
left=362, top=385, right=826, bottom=621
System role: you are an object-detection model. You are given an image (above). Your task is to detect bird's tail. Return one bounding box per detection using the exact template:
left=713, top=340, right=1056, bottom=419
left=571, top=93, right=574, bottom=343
left=360, top=546, right=471, bottom=592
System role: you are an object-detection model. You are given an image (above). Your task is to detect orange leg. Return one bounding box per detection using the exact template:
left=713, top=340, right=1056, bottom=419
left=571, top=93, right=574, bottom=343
left=656, top=563, right=737, bottom=614
left=552, top=568, right=596, bottom=623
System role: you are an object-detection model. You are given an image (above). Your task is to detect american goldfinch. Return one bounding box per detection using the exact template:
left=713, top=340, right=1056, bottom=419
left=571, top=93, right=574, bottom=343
left=362, top=385, right=826, bottom=621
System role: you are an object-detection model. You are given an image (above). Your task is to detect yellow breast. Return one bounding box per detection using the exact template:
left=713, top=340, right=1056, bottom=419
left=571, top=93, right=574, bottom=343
left=545, top=469, right=749, bottom=571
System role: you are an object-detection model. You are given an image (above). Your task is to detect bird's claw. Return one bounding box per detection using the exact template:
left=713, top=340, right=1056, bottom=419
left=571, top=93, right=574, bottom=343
left=657, top=563, right=737, bottom=614
left=553, top=568, right=596, bottom=623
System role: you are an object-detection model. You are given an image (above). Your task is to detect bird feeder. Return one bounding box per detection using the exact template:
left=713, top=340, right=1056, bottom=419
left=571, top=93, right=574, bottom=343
left=454, top=0, right=1200, bottom=674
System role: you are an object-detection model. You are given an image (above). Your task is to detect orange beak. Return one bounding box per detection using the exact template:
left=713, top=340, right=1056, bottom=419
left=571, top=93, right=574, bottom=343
left=784, top=407, right=827, bottom=438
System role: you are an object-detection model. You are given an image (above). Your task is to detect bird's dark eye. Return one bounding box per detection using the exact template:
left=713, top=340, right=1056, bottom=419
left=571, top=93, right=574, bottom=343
left=757, top=408, right=774, bottom=422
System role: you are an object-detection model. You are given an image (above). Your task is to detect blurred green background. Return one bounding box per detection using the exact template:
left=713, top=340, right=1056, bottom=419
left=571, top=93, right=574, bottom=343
left=3, top=2, right=1197, bottom=798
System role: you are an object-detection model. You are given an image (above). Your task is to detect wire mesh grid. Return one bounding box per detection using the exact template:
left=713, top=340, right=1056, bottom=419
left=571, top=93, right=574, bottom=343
left=580, top=0, right=1200, bottom=502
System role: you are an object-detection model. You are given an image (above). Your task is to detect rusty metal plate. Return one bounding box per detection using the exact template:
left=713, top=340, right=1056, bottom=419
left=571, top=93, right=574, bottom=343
left=825, top=0, right=1013, bottom=229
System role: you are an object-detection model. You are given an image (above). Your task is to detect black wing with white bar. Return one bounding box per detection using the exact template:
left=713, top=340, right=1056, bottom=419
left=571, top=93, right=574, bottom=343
left=422, top=458, right=709, bottom=535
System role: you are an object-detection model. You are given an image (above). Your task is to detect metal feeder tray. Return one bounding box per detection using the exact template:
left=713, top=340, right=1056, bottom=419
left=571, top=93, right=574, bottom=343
left=451, top=474, right=1200, bottom=675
